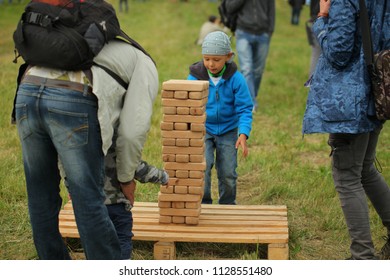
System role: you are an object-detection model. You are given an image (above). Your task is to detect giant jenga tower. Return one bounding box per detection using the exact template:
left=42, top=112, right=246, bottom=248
left=159, top=79, right=209, bottom=225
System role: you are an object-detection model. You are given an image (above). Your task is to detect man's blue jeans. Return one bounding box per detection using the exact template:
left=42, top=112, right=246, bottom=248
left=107, top=203, right=134, bottom=259
left=235, top=29, right=270, bottom=110
left=328, top=126, right=390, bottom=259
left=203, top=129, right=238, bottom=205
left=15, top=83, right=121, bottom=259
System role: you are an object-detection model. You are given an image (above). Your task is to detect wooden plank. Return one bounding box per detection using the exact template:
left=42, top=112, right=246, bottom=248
left=169, top=178, right=204, bottom=187
left=163, top=114, right=206, bottom=124
left=190, top=107, right=206, bottom=116
left=134, top=225, right=288, bottom=234
left=174, top=90, right=188, bottom=100
left=158, top=192, right=201, bottom=202
left=159, top=207, right=201, bottom=217
left=133, top=220, right=288, bottom=228
left=160, top=121, right=174, bottom=131
left=162, top=138, right=176, bottom=146
left=176, top=107, right=190, bottom=115
left=162, top=98, right=207, bottom=108
left=164, top=161, right=206, bottom=171
left=189, top=90, right=208, bottom=100
left=61, top=202, right=288, bottom=217
left=201, top=203, right=287, bottom=211
left=176, top=138, right=190, bottom=147
left=161, top=130, right=204, bottom=139
left=132, top=231, right=288, bottom=244
left=174, top=123, right=190, bottom=131
left=162, top=80, right=209, bottom=91
left=137, top=231, right=287, bottom=242
left=163, top=106, right=176, bottom=115
left=199, top=209, right=287, bottom=217
left=132, top=215, right=287, bottom=224
left=161, top=90, right=174, bottom=98
left=61, top=201, right=286, bottom=217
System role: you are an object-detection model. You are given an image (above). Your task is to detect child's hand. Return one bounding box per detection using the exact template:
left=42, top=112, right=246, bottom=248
left=120, top=180, right=136, bottom=206
left=235, top=134, right=249, bottom=158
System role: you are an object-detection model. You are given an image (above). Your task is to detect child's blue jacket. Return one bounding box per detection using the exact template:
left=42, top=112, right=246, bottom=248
left=188, top=61, right=253, bottom=138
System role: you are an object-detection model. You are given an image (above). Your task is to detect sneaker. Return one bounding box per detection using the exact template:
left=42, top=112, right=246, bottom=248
left=379, top=236, right=390, bottom=260
left=134, top=160, right=169, bottom=185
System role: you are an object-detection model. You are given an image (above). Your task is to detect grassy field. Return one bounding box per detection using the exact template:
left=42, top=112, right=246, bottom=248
left=1, top=0, right=390, bottom=260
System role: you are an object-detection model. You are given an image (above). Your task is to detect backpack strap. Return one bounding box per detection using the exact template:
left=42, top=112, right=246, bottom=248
left=117, top=30, right=156, bottom=66
left=11, top=63, right=29, bottom=124
left=359, top=0, right=374, bottom=66
left=93, top=30, right=155, bottom=90
left=93, top=62, right=129, bottom=89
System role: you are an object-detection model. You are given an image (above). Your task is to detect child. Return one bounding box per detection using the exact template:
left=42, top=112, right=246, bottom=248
left=187, top=31, right=253, bottom=205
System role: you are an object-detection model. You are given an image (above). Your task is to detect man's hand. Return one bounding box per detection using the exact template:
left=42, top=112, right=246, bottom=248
left=120, top=180, right=136, bottom=206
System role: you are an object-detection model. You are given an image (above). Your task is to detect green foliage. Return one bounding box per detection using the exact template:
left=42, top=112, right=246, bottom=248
left=1, top=0, right=389, bottom=260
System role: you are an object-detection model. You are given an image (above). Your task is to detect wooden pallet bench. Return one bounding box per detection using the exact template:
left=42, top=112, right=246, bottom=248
left=59, top=201, right=289, bottom=260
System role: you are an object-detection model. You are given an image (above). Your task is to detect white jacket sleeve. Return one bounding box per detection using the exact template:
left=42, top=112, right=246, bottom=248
left=115, top=52, right=159, bottom=183
left=92, top=40, right=159, bottom=183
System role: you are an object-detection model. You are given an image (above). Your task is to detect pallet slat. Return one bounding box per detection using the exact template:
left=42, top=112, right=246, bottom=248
left=132, top=231, right=288, bottom=244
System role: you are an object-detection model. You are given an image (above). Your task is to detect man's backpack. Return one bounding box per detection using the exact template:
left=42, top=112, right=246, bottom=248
left=359, top=0, right=390, bottom=120
left=13, top=0, right=122, bottom=71
left=218, top=0, right=240, bottom=34
left=11, top=0, right=156, bottom=124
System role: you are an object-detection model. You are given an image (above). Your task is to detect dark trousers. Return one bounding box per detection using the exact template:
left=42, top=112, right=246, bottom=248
left=107, top=203, right=134, bottom=259
left=328, top=126, right=390, bottom=259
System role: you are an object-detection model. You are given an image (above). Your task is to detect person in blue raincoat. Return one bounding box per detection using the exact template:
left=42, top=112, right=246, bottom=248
left=302, top=0, right=390, bottom=259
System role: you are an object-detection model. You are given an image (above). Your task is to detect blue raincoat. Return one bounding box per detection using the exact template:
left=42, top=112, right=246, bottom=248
left=302, top=0, right=390, bottom=134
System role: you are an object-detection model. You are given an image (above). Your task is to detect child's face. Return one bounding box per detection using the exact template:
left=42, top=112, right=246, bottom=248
left=202, top=53, right=233, bottom=75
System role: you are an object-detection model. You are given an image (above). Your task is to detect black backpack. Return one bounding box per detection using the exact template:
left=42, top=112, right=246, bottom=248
left=13, top=0, right=122, bottom=70
left=218, top=0, right=240, bottom=34
left=13, top=0, right=154, bottom=84
left=11, top=0, right=155, bottom=123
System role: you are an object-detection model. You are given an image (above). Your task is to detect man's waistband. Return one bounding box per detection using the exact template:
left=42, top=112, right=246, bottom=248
left=21, top=75, right=93, bottom=94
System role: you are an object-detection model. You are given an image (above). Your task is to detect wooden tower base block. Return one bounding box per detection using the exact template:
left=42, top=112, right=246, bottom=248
left=159, top=79, right=209, bottom=225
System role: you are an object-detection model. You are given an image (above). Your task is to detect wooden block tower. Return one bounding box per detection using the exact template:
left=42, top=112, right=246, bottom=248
left=159, top=79, right=209, bottom=225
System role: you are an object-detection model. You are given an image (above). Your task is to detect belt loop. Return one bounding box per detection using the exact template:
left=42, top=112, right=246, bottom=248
left=39, top=77, right=47, bottom=92
left=82, top=84, right=89, bottom=96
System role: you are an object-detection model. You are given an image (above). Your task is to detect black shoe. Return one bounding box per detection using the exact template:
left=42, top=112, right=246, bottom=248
left=379, top=236, right=390, bottom=260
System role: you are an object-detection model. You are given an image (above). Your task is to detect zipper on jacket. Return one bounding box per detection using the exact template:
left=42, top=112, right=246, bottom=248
left=216, top=87, right=220, bottom=134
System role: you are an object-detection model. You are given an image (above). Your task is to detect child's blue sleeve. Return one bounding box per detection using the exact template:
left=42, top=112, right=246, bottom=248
left=187, top=74, right=198, bottom=80
left=233, top=74, right=253, bottom=138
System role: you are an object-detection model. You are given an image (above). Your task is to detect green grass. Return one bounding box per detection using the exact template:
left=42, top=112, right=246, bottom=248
left=1, top=0, right=390, bottom=260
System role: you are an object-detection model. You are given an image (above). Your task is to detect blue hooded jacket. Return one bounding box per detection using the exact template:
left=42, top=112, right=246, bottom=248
left=188, top=61, right=253, bottom=138
left=302, top=0, right=390, bottom=134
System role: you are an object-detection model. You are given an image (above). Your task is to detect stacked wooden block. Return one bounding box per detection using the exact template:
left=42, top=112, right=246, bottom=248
left=159, top=79, right=209, bottom=225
